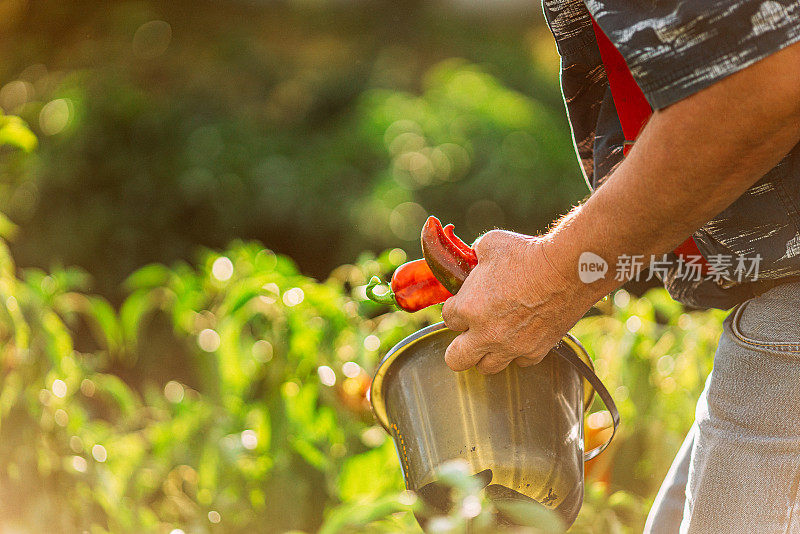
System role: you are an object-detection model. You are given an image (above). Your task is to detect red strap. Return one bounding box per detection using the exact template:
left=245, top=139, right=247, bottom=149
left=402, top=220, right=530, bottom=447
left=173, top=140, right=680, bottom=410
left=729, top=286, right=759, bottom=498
left=590, top=18, right=709, bottom=271
left=590, top=19, right=651, bottom=149
left=673, top=237, right=708, bottom=269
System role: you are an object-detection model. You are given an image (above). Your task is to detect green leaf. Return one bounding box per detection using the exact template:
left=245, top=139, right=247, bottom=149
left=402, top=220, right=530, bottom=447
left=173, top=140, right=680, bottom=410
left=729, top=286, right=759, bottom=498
left=0, top=213, right=18, bottom=240
left=338, top=441, right=403, bottom=502
left=53, top=293, right=122, bottom=353
left=85, top=296, right=123, bottom=353
left=492, top=499, right=565, bottom=533
left=119, top=288, right=160, bottom=346
left=92, top=373, right=140, bottom=417
left=0, top=113, right=37, bottom=152
left=319, top=495, right=412, bottom=534
left=124, top=263, right=172, bottom=291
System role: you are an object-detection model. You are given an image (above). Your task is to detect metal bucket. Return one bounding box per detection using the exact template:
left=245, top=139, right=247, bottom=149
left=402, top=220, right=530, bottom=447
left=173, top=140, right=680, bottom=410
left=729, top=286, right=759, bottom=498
left=370, top=322, right=619, bottom=528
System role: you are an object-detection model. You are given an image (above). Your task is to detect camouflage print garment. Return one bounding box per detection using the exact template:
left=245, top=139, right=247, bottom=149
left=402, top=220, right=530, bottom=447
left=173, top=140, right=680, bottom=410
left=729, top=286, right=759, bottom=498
left=541, top=0, right=800, bottom=309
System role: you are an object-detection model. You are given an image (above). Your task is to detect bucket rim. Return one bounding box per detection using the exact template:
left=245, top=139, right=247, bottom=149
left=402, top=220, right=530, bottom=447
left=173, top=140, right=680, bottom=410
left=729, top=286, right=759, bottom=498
left=369, top=322, right=595, bottom=432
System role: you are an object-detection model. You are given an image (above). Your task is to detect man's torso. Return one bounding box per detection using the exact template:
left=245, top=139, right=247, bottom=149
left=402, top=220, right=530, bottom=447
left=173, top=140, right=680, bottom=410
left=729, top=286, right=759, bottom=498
left=542, top=0, right=800, bottom=309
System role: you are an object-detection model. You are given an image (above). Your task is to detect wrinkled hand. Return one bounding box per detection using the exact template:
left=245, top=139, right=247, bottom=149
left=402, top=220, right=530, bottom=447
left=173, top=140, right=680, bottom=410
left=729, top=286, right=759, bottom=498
left=441, top=230, right=594, bottom=374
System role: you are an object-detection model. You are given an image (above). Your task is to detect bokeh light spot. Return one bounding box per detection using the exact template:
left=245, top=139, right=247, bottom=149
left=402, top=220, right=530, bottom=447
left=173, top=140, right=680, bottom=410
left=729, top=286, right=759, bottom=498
left=587, top=410, right=613, bottom=430
left=211, top=257, right=234, bottom=281
left=92, top=444, right=107, bottom=463
left=54, top=409, right=68, bottom=427
left=466, top=199, right=504, bottom=235
left=0, top=80, right=33, bottom=111
left=317, top=365, right=336, bottom=387
left=389, top=202, right=427, bottom=241
left=388, top=131, right=426, bottom=156
left=625, top=315, right=642, bottom=333
left=241, top=430, right=258, bottom=450
left=164, top=381, right=185, bottom=403
left=388, top=248, right=407, bottom=266
left=461, top=495, right=482, bottom=518
left=69, top=435, right=83, bottom=453
left=428, top=147, right=452, bottom=181
left=360, top=426, right=386, bottom=448
left=661, top=376, right=677, bottom=394
left=198, top=329, right=221, bottom=352
left=398, top=490, right=418, bottom=506
left=255, top=249, right=278, bottom=271
left=282, top=381, right=300, bottom=397
left=80, top=378, right=96, bottom=397
left=342, top=361, right=361, bottom=378
left=342, top=377, right=361, bottom=396
left=363, top=335, right=380, bottom=352
left=132, top=20, right=172, bottom=59
left=393, top=151, right=434, bottom=188
left=252, top=340, right=273, bottom=363
left=39, top=98, right=71, bottom=135
left=282, top=287, right=304, bottom=307
left=427, top=516, right=455, bottom=531
left=613, top=289, right=631, bottom=308
left=260, top=282, right=280, bottom=304
left=72, top=456, right=88, bottom=473
left=384, top=119, right=423, bottom=149
left=657, top=354, right=674, bottom=374
left=52, top=379, right=67, bottom=398
left=208, top=511, right=221, bottom=524
left=438, top=143, right=470, bottom=181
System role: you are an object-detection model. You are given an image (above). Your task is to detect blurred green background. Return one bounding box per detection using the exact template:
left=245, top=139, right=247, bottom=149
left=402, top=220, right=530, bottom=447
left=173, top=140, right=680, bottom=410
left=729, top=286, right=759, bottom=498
left=0, top=1, right=717, bottom=533
left=0, top=0, right=584, bottom=299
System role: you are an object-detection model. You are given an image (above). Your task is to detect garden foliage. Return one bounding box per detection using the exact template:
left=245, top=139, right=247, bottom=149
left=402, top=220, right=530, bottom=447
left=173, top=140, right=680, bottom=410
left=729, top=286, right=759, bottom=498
left=0, top=0, right=584, bottom=296
left=0, top=5, right=728, bottom=531
left=0, top=233, right=725, bottom=532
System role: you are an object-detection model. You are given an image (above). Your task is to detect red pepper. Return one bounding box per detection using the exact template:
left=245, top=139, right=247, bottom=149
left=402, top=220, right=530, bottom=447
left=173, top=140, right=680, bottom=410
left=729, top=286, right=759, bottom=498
left=442, top=223, right=478, bottom=267
left=365, top=217, right=477, bottom=312
left=366, top=259, right=452, bottom=312
left=421, top=216, right=476, bottom=294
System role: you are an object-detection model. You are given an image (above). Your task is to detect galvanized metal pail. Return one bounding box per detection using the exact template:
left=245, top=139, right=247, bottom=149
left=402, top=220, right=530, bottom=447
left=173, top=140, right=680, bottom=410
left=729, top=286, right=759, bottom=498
left=370, top=322, right=619, bottom=528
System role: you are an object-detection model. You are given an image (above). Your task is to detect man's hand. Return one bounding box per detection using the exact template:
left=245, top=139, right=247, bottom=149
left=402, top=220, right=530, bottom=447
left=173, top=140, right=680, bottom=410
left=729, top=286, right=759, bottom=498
left=441, top=230, right=595, bottom=374
left=440, top=40, right=800, bottom=375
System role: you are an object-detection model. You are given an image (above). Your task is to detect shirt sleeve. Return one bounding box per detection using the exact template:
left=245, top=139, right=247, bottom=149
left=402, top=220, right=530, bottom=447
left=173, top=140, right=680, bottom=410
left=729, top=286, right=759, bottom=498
left=587, top=0, right=800, bottom=109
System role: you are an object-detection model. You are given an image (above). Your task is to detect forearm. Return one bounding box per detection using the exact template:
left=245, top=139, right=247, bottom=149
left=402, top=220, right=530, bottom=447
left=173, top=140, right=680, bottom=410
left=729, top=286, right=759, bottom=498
left=542, top=42, right=800, bottom=303
left=440, top=42, right=800, bottom=373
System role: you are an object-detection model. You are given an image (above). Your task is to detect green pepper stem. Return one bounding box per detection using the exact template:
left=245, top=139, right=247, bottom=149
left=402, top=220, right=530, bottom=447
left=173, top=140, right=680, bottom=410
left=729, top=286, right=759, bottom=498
left=366, top=276, right=396, bottom=305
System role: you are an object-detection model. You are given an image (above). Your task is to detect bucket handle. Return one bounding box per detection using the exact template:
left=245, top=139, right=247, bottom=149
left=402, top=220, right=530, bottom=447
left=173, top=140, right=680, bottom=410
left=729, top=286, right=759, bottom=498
left=553, top=341, right=620, bottom=462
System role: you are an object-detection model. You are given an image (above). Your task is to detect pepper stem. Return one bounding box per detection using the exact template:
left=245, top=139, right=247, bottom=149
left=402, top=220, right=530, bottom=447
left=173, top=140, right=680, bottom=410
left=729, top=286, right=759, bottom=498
left=366, top=276, right=396, bottom=305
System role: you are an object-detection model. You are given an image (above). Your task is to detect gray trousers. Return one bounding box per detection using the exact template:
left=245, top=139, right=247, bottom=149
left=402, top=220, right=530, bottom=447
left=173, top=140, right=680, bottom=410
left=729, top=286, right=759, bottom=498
left=644, top=282, right=800, bottom=533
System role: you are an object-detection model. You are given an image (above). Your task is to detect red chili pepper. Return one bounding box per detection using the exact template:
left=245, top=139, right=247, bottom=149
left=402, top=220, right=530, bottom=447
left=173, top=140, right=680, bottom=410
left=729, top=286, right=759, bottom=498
left=421, top=216, right=476, bottom=294
left=442, top=223, right=478, bottom=267
left=365, top=217, right=477, bottom=312
left=366, top=259, right=452, bottom=312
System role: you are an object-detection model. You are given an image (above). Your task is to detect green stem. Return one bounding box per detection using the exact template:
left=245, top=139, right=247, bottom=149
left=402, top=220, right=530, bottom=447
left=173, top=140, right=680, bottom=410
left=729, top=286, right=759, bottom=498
left=366, top=276, right=396, bottom=305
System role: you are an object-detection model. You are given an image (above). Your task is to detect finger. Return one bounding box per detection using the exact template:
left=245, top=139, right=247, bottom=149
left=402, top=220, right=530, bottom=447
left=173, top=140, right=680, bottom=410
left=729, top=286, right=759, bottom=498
left=441, top=296, right=469, bottom=332
left=475, top=353, right=510, bottom=375
left=444, top=333, right=485, bottom=372
left=514, top=354, right=545, bottom=368
left=472, top=229, right=502, bottom=260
